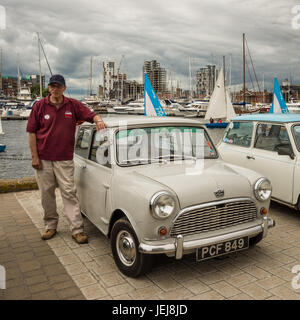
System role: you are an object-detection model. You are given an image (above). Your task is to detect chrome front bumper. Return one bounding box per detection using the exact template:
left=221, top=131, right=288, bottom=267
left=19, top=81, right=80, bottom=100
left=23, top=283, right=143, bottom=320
left=139, top=217, right=275, bottom=259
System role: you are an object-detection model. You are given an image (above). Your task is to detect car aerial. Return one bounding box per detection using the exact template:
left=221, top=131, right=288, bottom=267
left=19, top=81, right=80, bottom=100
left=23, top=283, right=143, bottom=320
left=74, top=115, right=275, bottom=277
left=218, top=113, right=300, bottom=210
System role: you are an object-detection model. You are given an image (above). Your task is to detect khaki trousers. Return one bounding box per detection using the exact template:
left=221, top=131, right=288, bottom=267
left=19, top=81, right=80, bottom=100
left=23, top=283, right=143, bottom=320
left=35, top=160, right=84, bottom=235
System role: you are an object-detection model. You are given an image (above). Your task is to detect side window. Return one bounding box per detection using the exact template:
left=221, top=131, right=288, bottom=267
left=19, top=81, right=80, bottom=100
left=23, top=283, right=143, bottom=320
left=254, top=124, right=291, bottom=151
left=75, top=127, right=93, bottom=158
left=223, top=122, right=253, bottom=147
left=89, top=130, right=111, bottom=168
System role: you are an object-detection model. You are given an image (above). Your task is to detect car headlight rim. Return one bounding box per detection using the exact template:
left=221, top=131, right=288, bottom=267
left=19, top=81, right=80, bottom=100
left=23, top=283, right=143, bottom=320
left=150, top=191, right=176, bottom=220
left=254, top=177, right=272, bottom=201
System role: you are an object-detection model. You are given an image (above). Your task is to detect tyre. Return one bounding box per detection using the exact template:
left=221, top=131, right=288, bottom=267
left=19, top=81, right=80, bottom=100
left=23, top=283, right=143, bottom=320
left=249, top=232, right=263, bottom=246
left=110, top=218, right=153, bottom=277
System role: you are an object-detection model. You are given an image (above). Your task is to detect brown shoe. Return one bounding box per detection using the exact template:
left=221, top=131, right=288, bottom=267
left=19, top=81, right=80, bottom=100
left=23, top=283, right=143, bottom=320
left=41, top=229, right=57, bottom=240
left=72, top=232, right=88, bottom=244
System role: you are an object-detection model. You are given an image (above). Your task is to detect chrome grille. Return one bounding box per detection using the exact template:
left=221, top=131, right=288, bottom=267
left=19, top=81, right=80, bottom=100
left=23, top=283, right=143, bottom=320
left=170, top=199, right=257, bottom=237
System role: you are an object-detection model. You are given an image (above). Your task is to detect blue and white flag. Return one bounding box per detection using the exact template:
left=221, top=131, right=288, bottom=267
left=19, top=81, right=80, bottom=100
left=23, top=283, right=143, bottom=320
left=269, top=78, right=289, bottom=113
left=144, top=73, right=166, bottom=116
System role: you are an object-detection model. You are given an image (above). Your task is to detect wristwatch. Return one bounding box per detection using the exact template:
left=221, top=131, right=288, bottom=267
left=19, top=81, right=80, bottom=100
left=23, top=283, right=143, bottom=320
left=96, top=120, right=103, bottom=123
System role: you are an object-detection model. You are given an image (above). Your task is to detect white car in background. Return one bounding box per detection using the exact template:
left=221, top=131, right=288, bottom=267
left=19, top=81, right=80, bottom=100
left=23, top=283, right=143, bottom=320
left=218, top=114, right=300, bottom=210
left=74, top=116, right=274, bottom=277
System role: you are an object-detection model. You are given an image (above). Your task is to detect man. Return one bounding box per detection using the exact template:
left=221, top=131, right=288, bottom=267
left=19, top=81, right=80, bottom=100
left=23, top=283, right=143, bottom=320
left=26, top=74, right=105, bottom=244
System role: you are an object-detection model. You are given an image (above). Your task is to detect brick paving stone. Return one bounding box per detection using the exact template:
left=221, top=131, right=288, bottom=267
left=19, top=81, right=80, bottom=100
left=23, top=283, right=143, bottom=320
left=240, top=283, right=273, bottom=300
left=58, top=254, right=81, bottom=266
left=129, top=285, right=163, bottom=300
left=210, top=281, right=242, bottom=298
left=198, top=271, right=228, bottom=285
left=100, top=271, right=126, bottom=287
left=79, top=283, right=108, bottom=300
left=106, top=283, right=135, bottom=297
left=64, top=263, right=89, bottom=276
left=242, top=265, right=270, bottom=279
left=113, top=294, right=131, bottom=300
left=25, top=275, right=48, bottom=286
left=125, top=276, right=154, bottom=289
left=150, top=275, right=183, bottom=292
left=3, top=286, right=32, bottom=300
left=181, top=279, right=210, bottom=295
left=270, top=284, right=300, bottom=300
left=226, top=272, right=257, bottom=288
left=229, top=293, right=254, bottom=300
left=72, top=273, right=98, bottom=288
left=189, top=290, right=225, bottom=300
left=256, top=275, right=285, bottom=290
left=31, top=290, right=59, bottom=300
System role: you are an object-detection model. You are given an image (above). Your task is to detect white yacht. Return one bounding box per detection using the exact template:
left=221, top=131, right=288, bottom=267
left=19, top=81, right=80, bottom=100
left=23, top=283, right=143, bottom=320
left=286, top=102, right=300, bottom=113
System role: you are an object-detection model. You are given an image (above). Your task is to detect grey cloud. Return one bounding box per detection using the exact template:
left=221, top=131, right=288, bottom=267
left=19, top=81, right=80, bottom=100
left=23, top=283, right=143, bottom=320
left=0, top=0, right=299, bottom=97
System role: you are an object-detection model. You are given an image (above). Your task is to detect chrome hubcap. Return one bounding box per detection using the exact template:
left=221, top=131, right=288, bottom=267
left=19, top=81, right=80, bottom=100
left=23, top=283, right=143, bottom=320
left=116, top=230, right=136, bottom=267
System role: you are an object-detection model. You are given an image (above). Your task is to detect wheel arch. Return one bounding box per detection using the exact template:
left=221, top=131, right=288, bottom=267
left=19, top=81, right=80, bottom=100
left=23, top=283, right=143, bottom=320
left=108, top=209, right=140, bottom=239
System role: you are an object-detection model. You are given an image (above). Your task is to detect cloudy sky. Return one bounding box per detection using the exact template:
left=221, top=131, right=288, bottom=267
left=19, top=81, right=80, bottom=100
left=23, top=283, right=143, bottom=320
left=0, top=0, right=299, bottom=98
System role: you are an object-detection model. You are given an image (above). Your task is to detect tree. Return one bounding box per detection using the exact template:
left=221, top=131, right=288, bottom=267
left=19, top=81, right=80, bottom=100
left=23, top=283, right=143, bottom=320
left=30, top=84, right=49, bottom=99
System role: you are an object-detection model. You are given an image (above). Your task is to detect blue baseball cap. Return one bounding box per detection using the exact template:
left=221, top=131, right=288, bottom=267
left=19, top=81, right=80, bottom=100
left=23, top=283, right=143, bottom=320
left=48, top=74, right=66, bottom=86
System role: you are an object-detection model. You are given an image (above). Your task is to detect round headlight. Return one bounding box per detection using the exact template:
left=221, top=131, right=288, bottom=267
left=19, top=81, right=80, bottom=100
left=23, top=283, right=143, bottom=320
left=150, top=192, right=176, bottom=219
left=254, top=178, right=272, bottom=201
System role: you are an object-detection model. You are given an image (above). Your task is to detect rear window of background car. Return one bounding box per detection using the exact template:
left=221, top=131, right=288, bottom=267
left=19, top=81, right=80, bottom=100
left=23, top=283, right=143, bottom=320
left=223, top=122, right=253, bottom=147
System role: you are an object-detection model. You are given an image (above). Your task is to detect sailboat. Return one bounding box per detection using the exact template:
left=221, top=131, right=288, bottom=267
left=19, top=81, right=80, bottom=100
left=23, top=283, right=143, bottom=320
left=0, top=115, right=6, bottom=152
left=144, top=73, right=166, bottom=116
left=204, top=67, right=236, bottom=128
left=269, top=78, right=289, bottom=114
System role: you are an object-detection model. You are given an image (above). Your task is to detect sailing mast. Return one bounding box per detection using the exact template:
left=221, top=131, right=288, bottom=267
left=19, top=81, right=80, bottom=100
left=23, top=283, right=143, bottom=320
left=37, top=32, right=42, bottom=99
left=88, top=56, right=93, bottom=97
left=189, top=57, right=192, bottom=100
left=223, top=56, right=227, bottom=116
left=243, top=33, right=246, bottom=107
left=17, top=54, right=21, bottom=95
left=0, top=48, right=2, bottom=95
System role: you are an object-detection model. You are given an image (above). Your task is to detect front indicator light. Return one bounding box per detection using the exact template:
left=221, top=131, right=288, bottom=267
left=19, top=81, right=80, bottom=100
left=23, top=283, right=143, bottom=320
left=158, top=227, right=167, bottom=236
left=260, top=207, right=268, bottom=215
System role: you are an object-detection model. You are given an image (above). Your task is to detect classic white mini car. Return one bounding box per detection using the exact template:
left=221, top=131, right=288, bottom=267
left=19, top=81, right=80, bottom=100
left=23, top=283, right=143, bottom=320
left=74, top=116, right=275, bottom=277
left=218, top=114, right=300, bottom=210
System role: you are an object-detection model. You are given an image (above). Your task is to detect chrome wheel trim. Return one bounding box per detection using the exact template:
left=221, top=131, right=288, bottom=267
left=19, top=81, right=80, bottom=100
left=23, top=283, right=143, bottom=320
left=116, top=230, right=136, bottom=267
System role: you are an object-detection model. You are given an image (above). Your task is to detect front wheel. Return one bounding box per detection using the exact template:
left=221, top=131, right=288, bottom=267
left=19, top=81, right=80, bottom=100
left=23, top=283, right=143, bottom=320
left=111, top=218, right=153, bottom=277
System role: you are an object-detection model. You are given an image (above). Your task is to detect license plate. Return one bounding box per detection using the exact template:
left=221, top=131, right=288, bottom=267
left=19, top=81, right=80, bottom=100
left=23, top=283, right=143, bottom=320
left=196, top=236, right=249, bottom=261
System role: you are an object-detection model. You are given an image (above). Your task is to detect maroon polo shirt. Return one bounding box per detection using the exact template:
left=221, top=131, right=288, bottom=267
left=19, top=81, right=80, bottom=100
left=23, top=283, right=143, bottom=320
left=26, top=95, right=97, bottom=161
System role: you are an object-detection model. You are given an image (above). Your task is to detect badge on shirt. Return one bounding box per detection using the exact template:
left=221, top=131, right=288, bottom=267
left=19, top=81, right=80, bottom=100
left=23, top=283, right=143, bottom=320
left=65, top=111, right=72, bottom=118
left=44, top=114, right=50, bottom=120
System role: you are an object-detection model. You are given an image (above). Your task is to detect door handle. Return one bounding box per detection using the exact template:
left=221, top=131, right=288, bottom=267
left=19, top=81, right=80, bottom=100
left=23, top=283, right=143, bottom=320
left=103, top=183, right=109, bottom=189
left=246, top=156, right=255, bottom=160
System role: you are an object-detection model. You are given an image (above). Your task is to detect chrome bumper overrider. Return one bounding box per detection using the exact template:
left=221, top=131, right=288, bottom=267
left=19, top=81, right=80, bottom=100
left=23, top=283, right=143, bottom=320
left=139, top=217, right=275, bottom=259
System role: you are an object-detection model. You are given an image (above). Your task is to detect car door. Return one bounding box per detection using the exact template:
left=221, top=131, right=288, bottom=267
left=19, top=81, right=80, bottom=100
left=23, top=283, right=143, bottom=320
left=218, top=121, right=254, bottom=167
left=246, top=123, right=296, bottom=204
left=76, top=128, right=113, bottom=234
left=74, top=126, right=93, bottom=215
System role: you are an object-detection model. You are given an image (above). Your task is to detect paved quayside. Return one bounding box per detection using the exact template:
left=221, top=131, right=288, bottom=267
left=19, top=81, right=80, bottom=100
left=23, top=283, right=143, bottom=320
left=1, top=190, right=300, bottom=300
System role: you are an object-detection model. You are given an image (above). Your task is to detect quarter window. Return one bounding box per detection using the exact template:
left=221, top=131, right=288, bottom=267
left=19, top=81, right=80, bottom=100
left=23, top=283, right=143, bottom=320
left=293, top=125, right=300, bottom=151
left=89, top=130, right=111, bottom=168
left=223, top=122, right=253, bottom=147
left=75, top=127, right=93, bottom=158
left=254, top=124, right=291, bottom=152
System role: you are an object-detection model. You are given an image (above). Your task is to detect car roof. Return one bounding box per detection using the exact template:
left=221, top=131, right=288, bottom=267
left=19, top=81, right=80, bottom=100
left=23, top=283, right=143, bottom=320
left=81, top=115, right=206, bottom=128
left=232, top=113, right=300, bottom=123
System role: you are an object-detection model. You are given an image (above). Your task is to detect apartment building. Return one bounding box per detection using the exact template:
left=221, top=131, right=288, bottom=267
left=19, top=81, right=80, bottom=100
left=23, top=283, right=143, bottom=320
left=103, top=60, right=117, bottom=99
left=143, top=60, right=167, bottom=94
left=196, top=65, right=218, bottom=98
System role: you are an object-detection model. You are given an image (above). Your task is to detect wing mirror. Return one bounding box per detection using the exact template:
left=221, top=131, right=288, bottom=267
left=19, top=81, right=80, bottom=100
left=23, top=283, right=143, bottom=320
left=276, top=145, right=295, bottom=160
